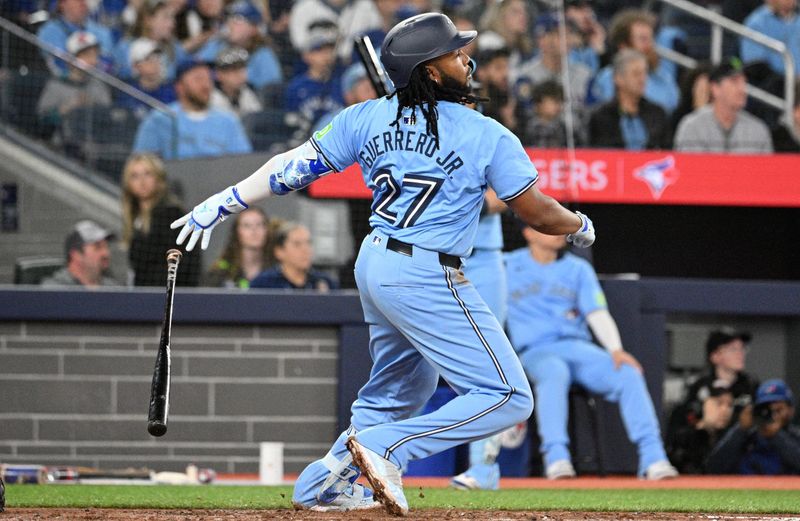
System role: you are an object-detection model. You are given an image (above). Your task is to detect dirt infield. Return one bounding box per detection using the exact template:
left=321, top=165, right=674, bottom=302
left=4, top=509, right=800, bottom=520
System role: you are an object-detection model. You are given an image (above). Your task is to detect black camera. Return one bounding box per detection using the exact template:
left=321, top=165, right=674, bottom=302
left=754, top=403, right=774, bottom=426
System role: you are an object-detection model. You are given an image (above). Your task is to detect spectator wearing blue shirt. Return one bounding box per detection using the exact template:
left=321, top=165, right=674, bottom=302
left=132, top=59, right=252, bottom=159
left=38, top=0, right=115, bottom=76
left=742, top=0, right=800, bottom=77
left=285, top=24, right=344, bottom=130
left=115, top=38, right=177, bottom=119
left=707, top=379, right=800, bottom=475
left=589, top=9, right=679, bottom=114
left=250, top=222, right=337, bottom=291
left=195, top=0, right=282, bottom=90
left=113, top=0, right=188, bottom=82
left=588, top=49, right=670, bottom=150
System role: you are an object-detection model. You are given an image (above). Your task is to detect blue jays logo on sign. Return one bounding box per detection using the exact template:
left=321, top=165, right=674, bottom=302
left=634, top=156, right=679, bottom=200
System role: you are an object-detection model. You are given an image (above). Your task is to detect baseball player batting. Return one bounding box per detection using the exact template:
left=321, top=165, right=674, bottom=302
left=170, top=12, right=595, bottom=516
left=506, top=227, right=677, bottom=480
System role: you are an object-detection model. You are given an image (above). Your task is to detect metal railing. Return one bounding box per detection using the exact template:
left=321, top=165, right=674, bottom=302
left=0, top=15, right=177, bottom=179
left=656, top=0, right=795, bottom=123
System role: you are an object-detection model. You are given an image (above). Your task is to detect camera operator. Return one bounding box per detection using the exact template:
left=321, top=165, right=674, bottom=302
left=707, top=379, right=800, bottom=475
left=686, top=329, right=758, bottom=427
left=667, top=380, right=734, bottom=473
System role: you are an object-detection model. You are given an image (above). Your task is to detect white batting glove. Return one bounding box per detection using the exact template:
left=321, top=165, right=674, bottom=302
left=170, top=186, right=248, bottom=251
left=566, top=211, right=595, bottom=248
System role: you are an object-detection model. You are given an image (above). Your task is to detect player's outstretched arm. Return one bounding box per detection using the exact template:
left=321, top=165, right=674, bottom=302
left=507, top=186, right=595, bottom=247
left=171, top=140, right=336, bottom=251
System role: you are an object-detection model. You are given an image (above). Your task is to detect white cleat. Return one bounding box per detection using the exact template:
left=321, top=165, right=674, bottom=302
left=292, top=483, right=379, bottom=512
left=644, top=460, right=679, bottom=480
left=346, top=436, right=408, bottom=516
left=545, top=459, right=577, bottom=480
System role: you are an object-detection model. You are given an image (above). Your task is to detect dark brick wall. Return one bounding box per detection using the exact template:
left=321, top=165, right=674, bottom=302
left=0, top=320, right=340, bottom=474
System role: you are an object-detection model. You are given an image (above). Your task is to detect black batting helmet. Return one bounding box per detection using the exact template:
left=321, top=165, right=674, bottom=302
left=380, top=13, right=477, bottom=89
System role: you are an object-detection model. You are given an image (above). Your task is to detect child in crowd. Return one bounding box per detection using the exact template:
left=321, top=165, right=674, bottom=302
left=37, top=31, right=111, bottom=134
left=116, top=38, right=177, bottom=119
left=522, top=80, right=571, bottom=148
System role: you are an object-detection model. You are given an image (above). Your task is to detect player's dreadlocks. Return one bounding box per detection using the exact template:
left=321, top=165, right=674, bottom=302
left=390, top=64, right=486, bottom=150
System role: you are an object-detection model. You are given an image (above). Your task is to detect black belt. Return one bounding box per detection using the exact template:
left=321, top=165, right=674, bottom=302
left=386, top=237, right=461, bottom=269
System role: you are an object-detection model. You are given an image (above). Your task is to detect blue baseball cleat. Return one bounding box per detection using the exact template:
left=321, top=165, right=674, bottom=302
left=346, top=436, right=408, bottom=516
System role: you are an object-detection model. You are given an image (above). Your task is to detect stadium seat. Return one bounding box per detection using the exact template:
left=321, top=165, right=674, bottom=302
left=14, top=256, right=63, bottom=285
left=2, top=67, right=52, bottom=138
left=61, top=105, right=138, bottom=180
left=243, top=108, right=292, bottom=153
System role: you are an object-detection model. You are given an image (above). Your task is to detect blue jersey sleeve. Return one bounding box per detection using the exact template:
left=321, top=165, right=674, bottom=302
left=485, top=125, right=539, bottom=201
left=575, top=259, right=607, bottom=317
left=309, top=102, right=364, bottom=172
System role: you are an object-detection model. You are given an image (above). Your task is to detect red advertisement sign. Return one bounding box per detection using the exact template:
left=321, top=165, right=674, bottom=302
left=308, top=148, right=800, bottom=207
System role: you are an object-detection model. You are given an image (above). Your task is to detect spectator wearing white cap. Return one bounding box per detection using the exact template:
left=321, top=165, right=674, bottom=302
left=113, top=0, right=189, bottom=82
left=195, top=0, right=282, bottom=90
left=116, top=38, right=177, bottom=119
left=210, top=46, right=263, bottom=118
left=41, top=220, right=119, bottom=287
left=288, top=0, right=344, bottom=54
left=37, top=31, right=111, bottom=131
left=37, top=0, right=115, bottom=76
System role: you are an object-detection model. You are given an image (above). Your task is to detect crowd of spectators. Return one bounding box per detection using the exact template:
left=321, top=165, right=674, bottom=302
left=3, top=0, right=800, bottom=170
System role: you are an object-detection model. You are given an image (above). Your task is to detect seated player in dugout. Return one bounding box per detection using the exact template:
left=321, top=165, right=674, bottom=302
left=504, top=226, right=678, bottom=480
left=170, top=12, right=595, bottom=516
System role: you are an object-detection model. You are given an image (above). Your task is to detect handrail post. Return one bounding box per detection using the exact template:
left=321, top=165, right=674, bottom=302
left=710, top=24, right=723, bottom=64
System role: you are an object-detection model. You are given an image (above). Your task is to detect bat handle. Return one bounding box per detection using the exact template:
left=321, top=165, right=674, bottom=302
left=166, top=249, right=182, bottom=282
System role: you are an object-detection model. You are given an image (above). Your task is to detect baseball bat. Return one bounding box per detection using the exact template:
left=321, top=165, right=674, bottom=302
left=354, top=35, right=391, bottom=97
left=147, top=249, right=182, bottom=437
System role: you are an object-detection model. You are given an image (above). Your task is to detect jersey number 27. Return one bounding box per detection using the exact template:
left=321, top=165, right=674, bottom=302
left=371, top=170, right=443, bottom=228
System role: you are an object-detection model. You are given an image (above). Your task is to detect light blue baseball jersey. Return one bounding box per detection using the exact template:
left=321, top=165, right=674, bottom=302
left=311, top=96, right=538, bottom=257
left=505, top=248, right=607, bottom=350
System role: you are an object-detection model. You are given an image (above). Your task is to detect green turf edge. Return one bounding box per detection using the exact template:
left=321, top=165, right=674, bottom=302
left=6, top=485, right=800, bottom=514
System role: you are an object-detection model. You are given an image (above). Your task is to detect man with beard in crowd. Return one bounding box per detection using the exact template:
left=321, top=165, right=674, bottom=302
left=133, top=59, right=252, bottom=160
